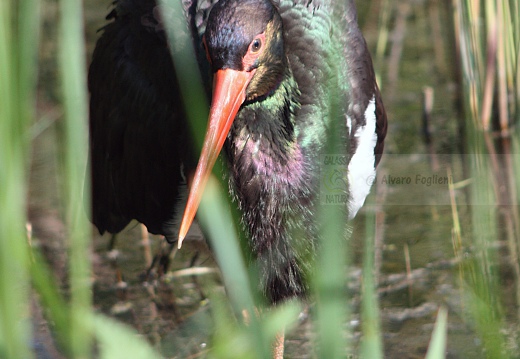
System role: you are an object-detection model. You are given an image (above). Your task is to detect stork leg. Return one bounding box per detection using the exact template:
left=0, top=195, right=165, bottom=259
left=145, top=239, right=177, bottom=280
left=140, top=224, right=153, bottom=269
left=273, top=330, right=285, bottom=359
left=242, top=310, right=285, bottom=358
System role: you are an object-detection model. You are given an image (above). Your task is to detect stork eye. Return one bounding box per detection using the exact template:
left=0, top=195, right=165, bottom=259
left=243, top=33, right=266, bottom=69
left=250, top=37, right=262, bottom=52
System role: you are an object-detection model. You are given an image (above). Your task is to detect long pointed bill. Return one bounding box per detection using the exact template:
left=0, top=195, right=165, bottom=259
left=178, top=69, right=254, bottom=247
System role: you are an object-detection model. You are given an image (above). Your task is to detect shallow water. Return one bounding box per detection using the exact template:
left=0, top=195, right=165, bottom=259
left=30, top=0, right=519, bottom=358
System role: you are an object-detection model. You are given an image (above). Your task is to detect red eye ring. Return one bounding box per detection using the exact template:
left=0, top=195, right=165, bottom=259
left=249, top=32, right=265, bottom=54
left=243, top=32, right=266, bottom=69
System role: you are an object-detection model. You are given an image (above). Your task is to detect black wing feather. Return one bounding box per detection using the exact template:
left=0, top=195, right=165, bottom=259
left=88, top=0, right=200, bottom=240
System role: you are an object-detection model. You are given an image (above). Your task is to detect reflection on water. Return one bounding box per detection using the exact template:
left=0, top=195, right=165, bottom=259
left=29, top=0, right=519, bottom=358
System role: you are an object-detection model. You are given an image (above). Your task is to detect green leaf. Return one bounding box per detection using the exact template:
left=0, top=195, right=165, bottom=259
left=94, top=314, right=163, bottom=359
left=425, top=307, right=448, bottom=359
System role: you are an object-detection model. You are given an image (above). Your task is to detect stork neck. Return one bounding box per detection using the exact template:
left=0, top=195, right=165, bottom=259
left=233, top=69, right=299, bottom=157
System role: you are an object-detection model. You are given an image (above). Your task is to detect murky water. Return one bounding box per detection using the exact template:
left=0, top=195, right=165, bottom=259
left=30, top=0, right=519, bottom=358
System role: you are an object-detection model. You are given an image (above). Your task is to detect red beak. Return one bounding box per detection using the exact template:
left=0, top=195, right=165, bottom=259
left=178, top=69, right=254, bottom=247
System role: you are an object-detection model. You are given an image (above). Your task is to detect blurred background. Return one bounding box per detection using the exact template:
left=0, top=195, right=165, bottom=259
left=1, top=0, right=519, bottom=358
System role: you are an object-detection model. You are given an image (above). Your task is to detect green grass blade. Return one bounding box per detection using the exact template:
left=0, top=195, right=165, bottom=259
left=197, top=177, right=270, bottom=358
left=425, top=307, right=448, bottom=359
left=0, top=0, right=40, bottom=357
left=314, top=192, right=349, bottom=359
left=158, top=2, right=277, bottom=356
left=197, top=177, right=256, bottom=317
left=58, top=0, right=92, bottom=356
left=94, top=314, right=163, bottom=359
left=29, top=248, right=72, bottom=354
left=360, top=210, right=383, bottom=359
left=158, top=0, right=209, bottom=149
left=314, top=61, right=351, bottom=359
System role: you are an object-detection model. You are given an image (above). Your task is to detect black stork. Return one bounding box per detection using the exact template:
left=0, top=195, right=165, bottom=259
left=89, top=0, right=387, bottom=355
